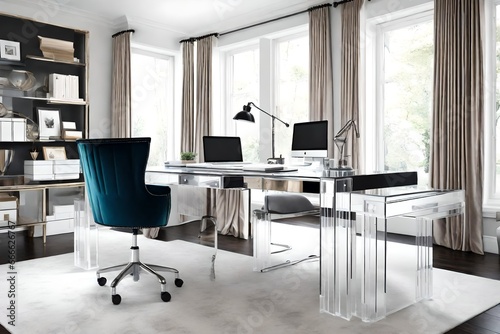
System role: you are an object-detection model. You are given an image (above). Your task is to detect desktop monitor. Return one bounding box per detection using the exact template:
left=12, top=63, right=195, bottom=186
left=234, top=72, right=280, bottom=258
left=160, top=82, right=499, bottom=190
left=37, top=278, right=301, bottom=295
left=291, top=120, right=328, bottom=158
left=203, top=136, right=243, bottom=162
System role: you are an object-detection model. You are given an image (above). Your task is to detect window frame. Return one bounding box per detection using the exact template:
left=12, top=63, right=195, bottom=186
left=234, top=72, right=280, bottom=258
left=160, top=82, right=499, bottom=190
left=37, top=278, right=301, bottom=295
left=365, top=7, right=434, bottom=177
left=130, top=44, right=181, bottom=163
left=483, top=0, right=500, bottom=214
left=219, top=26, right=309, bottom=162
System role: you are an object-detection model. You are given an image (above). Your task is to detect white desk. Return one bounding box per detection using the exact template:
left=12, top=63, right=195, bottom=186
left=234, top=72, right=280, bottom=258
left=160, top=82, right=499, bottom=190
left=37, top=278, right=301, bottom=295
left=146, top=166, right=463, bottom=323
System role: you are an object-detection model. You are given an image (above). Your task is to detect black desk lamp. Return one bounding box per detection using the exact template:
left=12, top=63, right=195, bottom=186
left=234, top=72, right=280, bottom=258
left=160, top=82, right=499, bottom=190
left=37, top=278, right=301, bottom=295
left=233, top=102, right=289, bottom=162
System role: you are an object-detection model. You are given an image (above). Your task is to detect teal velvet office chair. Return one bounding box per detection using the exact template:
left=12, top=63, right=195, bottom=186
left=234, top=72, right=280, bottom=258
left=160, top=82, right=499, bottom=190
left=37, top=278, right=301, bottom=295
left=77, top=138, right=183, bottom=305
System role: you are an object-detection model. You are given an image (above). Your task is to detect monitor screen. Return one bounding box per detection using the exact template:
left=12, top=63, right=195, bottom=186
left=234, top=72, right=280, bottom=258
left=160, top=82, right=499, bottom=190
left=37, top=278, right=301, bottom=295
left=291, top=120, right=328, bottom=158
left=203, top=136, right=243, bottom=162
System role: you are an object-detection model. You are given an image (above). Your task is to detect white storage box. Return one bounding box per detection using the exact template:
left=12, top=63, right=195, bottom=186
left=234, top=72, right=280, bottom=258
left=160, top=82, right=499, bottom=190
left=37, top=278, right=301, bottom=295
left=0, top=118, right=27, bottom=141
left=24, top=160, right=54, bottom=181
left=53, top=159, right=80, bottom=174
left=11, top=118, right=26, bottom=141
left=0, top=196, right=17, bottom=228
left=0, top=119, right=12, bottom=141
left=24, top=159, right=81, bottom=181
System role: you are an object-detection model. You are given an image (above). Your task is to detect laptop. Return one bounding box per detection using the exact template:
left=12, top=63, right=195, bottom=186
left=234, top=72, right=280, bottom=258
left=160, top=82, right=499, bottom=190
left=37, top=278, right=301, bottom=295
left=203, top=136, right=251, bottom=164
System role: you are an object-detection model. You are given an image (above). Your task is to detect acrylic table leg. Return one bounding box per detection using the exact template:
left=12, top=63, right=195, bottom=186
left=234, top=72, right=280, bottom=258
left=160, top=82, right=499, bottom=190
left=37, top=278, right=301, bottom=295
left=415, top=217, right=433, bottom=301
left=252, top=209, right=271, bottom=272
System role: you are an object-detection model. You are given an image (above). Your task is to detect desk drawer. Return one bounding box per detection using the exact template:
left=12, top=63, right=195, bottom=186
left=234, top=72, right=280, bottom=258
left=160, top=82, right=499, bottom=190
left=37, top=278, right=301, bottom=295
left=178, top=174, right=221, bottom=188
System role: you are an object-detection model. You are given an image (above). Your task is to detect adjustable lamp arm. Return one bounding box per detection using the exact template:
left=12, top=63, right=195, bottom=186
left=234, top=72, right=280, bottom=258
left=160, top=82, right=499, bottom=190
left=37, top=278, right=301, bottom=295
left=334, top=119, right=360, bottom=139
left=334, top=119, right=360, bottom=169
left=247, top=102, right=289, bottom=128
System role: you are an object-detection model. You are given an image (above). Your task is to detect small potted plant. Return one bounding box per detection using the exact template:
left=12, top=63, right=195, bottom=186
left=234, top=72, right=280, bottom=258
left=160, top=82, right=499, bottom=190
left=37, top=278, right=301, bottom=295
left=180, top=152, right=197, bottom=164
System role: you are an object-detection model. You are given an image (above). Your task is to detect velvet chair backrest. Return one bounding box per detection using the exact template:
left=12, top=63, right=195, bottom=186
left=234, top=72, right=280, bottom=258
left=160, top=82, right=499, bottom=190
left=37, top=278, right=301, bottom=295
left=77, top=138, right=171, bottom=228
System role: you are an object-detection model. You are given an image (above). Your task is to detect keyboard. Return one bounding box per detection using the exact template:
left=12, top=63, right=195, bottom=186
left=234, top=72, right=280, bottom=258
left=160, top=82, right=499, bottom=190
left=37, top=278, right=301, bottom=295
left=210, top=161, right=252, bottom=165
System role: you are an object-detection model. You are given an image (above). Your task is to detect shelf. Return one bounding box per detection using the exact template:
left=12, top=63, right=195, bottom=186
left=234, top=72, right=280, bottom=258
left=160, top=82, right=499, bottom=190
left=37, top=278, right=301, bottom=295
left=47, top=98, right=86, bottom=105
left=0, top=89, right=87, bottom=105
left=0, top=59, right=25, bottom=68
left=25, top=55, right=85, bottom=67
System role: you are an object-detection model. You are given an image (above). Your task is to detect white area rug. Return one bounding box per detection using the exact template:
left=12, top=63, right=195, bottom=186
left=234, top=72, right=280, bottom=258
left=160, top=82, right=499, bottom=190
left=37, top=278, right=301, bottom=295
left=1, top=227, right=500, bottom=334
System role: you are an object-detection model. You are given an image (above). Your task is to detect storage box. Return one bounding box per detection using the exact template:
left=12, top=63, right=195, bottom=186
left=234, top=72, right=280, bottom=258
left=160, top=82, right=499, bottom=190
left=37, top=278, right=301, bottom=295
left=53, top=159, right=80, bottom=174
left=11, top=118, right=26, bottom=141
left=0, top=196, right=18, bottom=228
left=24, top=160, right=54, bottom=181
left=0, top=119, right=12, bottom=141
left=24, top=160, right=81, bottom=181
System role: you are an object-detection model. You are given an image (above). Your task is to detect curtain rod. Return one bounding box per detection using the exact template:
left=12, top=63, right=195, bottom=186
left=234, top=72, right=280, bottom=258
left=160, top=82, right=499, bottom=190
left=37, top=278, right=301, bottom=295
left=219, top=3, right=331, bottom=37
left=112, top=29, right=135, bottom=38
left=179, top=2, right=331, bottom=43
left=180, top=32, right=219, bottom=44
left=333, top=0, right=370, bottom=8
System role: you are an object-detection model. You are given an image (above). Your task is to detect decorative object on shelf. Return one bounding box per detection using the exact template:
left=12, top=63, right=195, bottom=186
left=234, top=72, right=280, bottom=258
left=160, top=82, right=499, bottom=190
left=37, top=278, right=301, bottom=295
left=38, top=35, right=74, bottom=62
left=233, top=102, right=289, bottom=160
left=0, top=39, right=21, bottom=61
left=180, top=151, right=197, bottom=163
left=8, top=70, right=36, bottom=91
left=37, top=107, right=61, bottom=140
left=0, top=149, right=14, bottom=175
left=43, top=146, right=66, bottom=160
left=30, top=149, right=39, bottom=160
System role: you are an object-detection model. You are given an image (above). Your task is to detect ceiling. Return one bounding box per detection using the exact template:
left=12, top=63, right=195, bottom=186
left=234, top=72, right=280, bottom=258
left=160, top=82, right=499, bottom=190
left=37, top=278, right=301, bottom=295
left=47, top=0, right=327, bottom=39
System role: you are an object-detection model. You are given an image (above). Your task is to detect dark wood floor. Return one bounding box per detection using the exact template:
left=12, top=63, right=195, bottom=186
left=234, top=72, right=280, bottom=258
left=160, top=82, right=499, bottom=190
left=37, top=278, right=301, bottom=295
left=0, top=222, right=499, bottom=333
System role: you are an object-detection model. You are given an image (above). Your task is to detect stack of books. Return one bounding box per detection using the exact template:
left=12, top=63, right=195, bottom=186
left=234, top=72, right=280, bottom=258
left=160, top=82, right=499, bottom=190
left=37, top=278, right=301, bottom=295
left=38, top=36, right=75, bottom=62
left=48, top=73, right=82, bottom=102
left=61, top=121, right=82, bottom=140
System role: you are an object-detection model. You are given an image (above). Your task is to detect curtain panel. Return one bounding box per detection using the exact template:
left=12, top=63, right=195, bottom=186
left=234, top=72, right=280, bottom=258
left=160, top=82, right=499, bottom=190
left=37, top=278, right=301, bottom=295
left=181, top=40, right=195, bottom=153
left=431, top=0, right=484, bottom=254
left=340, top=0, right=364, bottom=171
left=111, top=31, right=133, bottom=138
left=309, top=5, right=334, bottom=158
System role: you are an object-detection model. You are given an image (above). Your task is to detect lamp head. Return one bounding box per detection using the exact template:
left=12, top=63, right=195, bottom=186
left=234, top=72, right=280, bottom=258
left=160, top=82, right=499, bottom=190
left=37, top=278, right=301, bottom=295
left=233, top=103, right=255, bottom=123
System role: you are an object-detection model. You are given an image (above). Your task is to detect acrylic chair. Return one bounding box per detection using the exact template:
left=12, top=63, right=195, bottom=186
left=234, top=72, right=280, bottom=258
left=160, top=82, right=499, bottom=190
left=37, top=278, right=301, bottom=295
left=77, top=137, right=183, bottom=305
left=253, top=193, right=320, bottom=272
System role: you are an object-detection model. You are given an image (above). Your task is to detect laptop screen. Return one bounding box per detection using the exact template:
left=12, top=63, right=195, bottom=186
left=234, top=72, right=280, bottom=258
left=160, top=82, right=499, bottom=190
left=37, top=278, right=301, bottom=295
left=203, top=136, right=243, bottom=162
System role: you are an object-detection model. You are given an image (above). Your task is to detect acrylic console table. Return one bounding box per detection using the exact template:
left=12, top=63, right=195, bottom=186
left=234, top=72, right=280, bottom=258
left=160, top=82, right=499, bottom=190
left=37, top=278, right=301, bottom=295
left=319, top=178, right=465, bottom=323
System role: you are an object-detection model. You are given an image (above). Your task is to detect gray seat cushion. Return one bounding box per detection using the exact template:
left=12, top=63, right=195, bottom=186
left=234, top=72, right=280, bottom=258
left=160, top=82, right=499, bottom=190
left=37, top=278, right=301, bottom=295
left=263, top=194, right=315, bottom=214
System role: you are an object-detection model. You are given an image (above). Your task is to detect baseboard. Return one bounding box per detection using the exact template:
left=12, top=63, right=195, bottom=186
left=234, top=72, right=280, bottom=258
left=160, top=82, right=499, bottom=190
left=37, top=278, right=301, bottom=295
left=483, top=235, right=498, bottom=254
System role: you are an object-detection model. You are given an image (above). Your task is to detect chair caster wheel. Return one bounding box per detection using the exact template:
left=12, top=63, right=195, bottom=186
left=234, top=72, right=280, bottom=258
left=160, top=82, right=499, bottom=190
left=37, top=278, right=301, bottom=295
left=161, top=291, right=171, bottom=302
left=97, top=277, right=107, bottom=286
left=175, top=278, right=184, bottom=287
left=112, top=294, right=121, bottom=305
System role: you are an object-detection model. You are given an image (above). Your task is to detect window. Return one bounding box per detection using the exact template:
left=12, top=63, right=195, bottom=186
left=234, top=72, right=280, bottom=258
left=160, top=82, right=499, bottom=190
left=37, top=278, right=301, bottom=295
left=225, top=46, right=260, bottom=162
left=274, top=33, right=309, bottom=161
left=131, top=47, right=179, bottom=167
left=221, top=28, right=309, bottom=163
left=366, top=10, right=433, bottom=186
left=484, top=0, right=500, bottom=209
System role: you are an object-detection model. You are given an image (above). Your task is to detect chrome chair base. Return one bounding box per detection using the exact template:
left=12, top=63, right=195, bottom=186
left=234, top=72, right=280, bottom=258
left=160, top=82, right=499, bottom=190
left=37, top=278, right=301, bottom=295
left=97, top=232, right=183, bottom=305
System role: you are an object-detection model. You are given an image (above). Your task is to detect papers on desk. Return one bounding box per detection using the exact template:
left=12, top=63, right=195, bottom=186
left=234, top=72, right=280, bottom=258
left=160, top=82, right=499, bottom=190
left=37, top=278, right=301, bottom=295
left=164, top=161, right=186, bottom=167
left=242, top=164, right=285, bottom=172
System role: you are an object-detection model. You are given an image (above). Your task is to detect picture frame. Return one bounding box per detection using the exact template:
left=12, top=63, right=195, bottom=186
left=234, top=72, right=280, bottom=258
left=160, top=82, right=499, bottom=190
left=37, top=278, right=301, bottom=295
left=43, top=146, right=67, bottom=160
left=37, top=107, right=61, bottom=139
left=0, top=39, right=21, bottom=61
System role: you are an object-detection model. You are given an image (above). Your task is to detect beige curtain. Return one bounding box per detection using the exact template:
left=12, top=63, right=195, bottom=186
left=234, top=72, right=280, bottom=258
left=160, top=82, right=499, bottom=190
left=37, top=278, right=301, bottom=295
left=111, top=31, right=133, bottom=138
left=111, top=31, right=159, bottom=239
left=431, top=0, right=484, bottom=254
left=340, top=0, right=363, bottom=171
left=194, top=35, right=246, bottom=239
left=194, top=36, right=214, bottom=160
left=309, top=5, right=334, bottom=158
left=181, top=40, right=195, bottom=153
